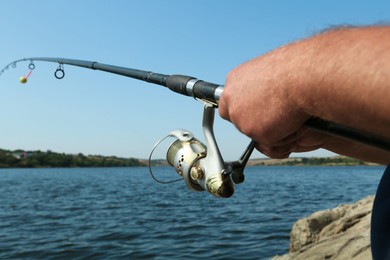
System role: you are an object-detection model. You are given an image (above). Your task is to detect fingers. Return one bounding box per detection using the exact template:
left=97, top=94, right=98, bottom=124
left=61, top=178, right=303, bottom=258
left=255, top=128, right=328, bottom=159
left=219, top=53, right=314, bottom=152
left=256, top=141, right=322, bottom=159
left=256, top=143, right=295, bottom=159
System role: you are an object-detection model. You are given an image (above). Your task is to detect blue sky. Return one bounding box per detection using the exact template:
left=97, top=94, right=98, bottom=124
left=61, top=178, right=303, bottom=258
left=1, top=1, right=389, bottom=160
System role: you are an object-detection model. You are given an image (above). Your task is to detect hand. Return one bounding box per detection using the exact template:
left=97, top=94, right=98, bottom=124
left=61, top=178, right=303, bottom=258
left=219, top=43, right=313, bottom=158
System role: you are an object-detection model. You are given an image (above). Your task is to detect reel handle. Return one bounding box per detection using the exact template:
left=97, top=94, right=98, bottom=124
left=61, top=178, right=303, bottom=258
left=227, top=141, right=256, bottom=184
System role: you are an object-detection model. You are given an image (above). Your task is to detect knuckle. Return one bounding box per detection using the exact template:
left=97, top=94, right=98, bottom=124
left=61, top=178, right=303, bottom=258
left=258, top=145, right=291, bottom=159
left=256, top=141, right=295, bottom=159
left=237, top=121, right=256, bottom=138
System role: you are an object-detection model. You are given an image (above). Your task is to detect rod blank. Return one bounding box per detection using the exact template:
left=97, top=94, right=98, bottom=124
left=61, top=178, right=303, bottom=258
left=2, top=57, right=389, bottom=152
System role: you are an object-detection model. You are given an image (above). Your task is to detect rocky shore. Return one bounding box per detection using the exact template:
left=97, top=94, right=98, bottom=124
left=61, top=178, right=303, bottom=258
left=273, top=196, right=374, bottom=260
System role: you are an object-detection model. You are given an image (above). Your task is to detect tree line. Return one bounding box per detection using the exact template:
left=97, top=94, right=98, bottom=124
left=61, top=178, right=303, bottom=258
left=0, top=149, right=144, bottom=168
left=251, top=156, right=370, bottom=166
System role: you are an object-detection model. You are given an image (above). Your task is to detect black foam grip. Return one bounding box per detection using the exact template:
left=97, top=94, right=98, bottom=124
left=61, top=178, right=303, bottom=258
left=193, top=81, right=220, bottom=102
left=165, top=75, right=195, bottom=96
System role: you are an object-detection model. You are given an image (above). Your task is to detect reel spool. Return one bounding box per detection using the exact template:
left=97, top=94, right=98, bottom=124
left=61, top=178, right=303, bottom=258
left=166, top=130, right=207, bottom=192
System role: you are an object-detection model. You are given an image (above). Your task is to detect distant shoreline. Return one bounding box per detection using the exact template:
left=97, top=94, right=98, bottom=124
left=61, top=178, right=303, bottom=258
left=0, top=148, right=143, bottom=168
left=246, top=156, right=380, bottom=167
left=0, top=148, right=380, bottom=168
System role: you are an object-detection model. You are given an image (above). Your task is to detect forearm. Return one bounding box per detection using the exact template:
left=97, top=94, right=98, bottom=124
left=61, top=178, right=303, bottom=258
left=290, top=26, right=390, bottom=138
left=322, top=136, right=390, bottom=165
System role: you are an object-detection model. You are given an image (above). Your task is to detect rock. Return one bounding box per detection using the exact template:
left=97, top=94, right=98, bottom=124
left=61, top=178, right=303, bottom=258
left=273, top=196, right=374, bottom=260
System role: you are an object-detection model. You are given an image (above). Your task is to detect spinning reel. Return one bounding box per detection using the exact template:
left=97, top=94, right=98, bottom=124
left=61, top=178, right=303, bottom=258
left=150, top=101, right=255, bottom=198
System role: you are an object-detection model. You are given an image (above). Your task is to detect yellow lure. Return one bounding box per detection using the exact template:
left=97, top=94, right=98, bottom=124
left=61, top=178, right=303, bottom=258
left=19, top=76, right=27, bottom=84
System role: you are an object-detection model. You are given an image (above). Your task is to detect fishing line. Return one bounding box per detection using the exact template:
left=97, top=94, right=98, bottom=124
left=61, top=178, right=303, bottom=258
left=148, top=134, right=183, bottom=184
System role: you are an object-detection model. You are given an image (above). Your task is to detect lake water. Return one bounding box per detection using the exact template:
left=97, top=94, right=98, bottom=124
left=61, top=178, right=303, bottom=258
left=0, top=166, right=384, bottom=259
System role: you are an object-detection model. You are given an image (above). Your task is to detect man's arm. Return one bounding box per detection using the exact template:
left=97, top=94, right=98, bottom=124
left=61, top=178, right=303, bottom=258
left=219, top=26, right=390, bottom=164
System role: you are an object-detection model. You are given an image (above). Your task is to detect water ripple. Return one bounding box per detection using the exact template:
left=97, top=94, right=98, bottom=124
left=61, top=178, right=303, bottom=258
left=0, top=166, right=384, bottom=259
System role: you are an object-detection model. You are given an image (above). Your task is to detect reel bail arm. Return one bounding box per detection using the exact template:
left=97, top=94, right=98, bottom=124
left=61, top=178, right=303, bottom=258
left=200, top=103, right=234, bottom=198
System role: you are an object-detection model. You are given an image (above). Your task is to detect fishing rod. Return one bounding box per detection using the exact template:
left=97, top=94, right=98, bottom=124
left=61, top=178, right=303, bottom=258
left=2, top=57, right=390, bottom=198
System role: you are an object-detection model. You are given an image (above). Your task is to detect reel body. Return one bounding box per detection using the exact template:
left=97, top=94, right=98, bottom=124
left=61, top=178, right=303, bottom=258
left=152, top=102, right=254, bottom=198
left=166, top=128, right=234, bottom=198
